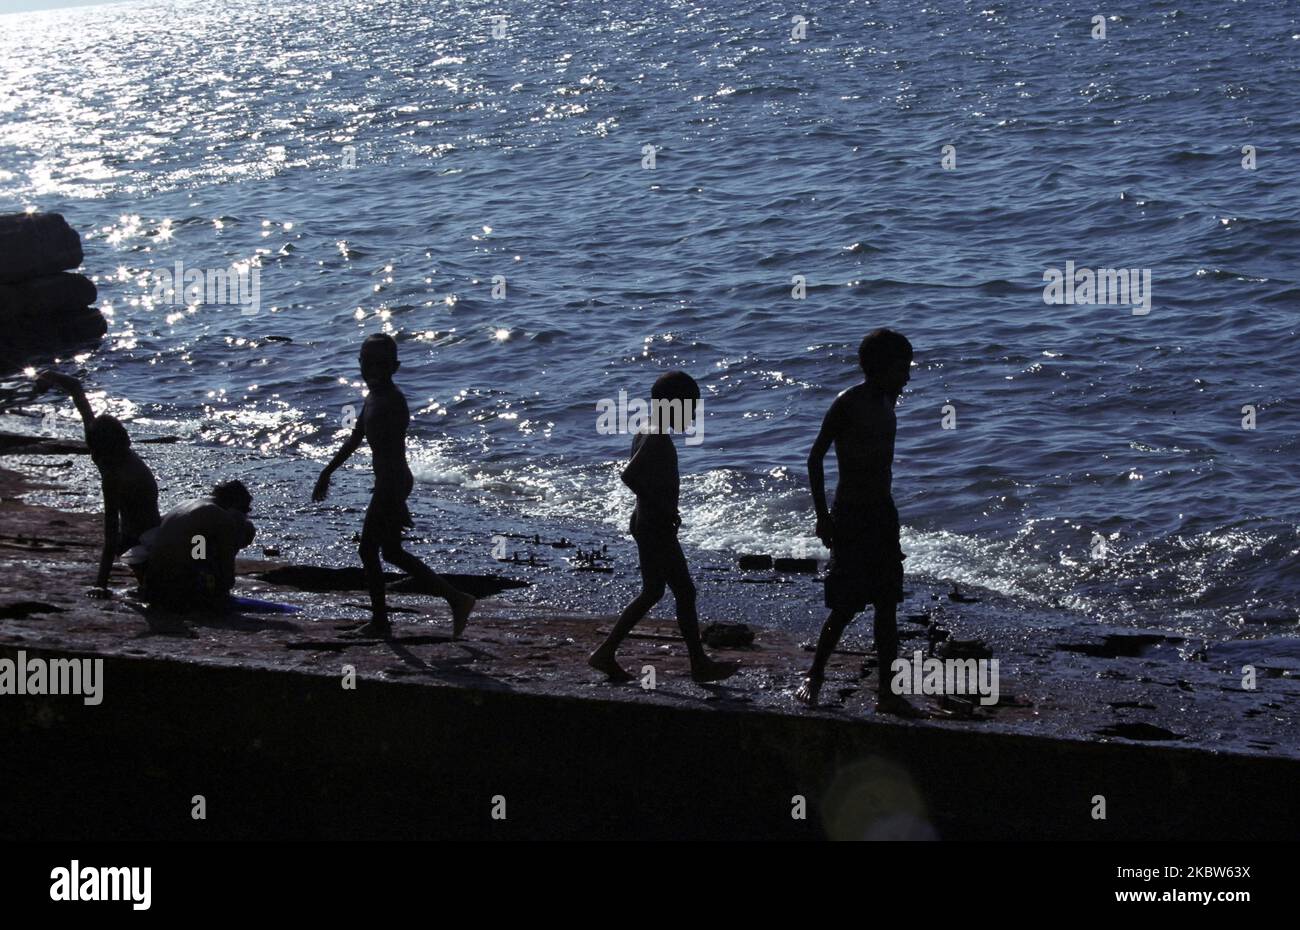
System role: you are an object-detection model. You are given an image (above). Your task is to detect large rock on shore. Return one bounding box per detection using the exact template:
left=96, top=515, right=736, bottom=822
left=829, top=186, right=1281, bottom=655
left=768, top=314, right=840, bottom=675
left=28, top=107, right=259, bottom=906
left=0, top=212, right=105, bottom=371
left=0, top=213, right=84, bottom=284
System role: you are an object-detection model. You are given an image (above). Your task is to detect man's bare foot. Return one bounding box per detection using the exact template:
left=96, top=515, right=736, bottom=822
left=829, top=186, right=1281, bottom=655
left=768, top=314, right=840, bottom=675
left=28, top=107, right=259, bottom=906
left=588, top=650, right=634, bottom=683
left=794, top=674, right=823, bottom=706
left=451, top=593, right=475, bottom=638
left=690, top=658, right=738, bottom=684
left=344, top=619, right=392, bottom=639
left=877, top=693, right=925, bottom=718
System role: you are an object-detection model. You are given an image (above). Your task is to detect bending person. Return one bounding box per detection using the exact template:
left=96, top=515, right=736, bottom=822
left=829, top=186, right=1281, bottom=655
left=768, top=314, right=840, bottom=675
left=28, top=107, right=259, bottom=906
left=34, top=370, right=160, bottom=592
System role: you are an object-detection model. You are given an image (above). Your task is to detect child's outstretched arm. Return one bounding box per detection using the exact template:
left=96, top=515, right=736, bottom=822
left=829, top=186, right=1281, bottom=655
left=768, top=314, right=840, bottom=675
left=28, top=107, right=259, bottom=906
left=312, top=415, right=365, bottom=501
left=34, top=370, right=96, bottom=443
left=807, top=400, right=841, bottom=546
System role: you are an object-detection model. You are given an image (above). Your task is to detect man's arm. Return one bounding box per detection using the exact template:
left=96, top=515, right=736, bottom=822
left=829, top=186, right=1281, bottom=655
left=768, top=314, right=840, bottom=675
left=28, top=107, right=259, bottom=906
left=96, top=477, right=120, bottom=588
left=808, top=400, right=841, bottom=545
left=312, top=414, right=365, bottom=501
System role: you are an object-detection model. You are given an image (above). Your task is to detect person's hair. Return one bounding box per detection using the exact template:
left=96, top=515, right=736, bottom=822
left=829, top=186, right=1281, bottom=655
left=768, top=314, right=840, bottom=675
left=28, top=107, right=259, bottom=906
left=858, top=328, right=913, bottom=377
left=87, top=414, right=130, bottom=462
left=212, top=479, right=252, bottom=513
left=650, top=370, right=701, bottom=402
left=649, top=370, right=701, bottom=434
left=361, top=333, right=399, bottom=365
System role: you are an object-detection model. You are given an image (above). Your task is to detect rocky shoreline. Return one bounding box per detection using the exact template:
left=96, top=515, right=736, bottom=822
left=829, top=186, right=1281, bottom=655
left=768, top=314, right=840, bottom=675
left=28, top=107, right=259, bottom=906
left=1, top=438, right=1298, bottom=839
left=0, top=213, right=106, bottom=371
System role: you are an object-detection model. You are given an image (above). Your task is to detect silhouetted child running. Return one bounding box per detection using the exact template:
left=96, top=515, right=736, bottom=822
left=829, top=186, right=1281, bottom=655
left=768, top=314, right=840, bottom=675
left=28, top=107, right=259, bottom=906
left=589, top=370, right=736, bottom=684
left=34, top=370, right=160, bottom=592
left=796, top=329, right=920, bottom=716
left=313, top=334, right=475, bottom=638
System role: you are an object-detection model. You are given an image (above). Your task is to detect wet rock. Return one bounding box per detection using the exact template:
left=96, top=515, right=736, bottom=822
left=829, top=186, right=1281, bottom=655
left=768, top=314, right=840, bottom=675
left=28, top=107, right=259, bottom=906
left=938, top=638, right=992, bottom=660
left=773, top=556, right=817, bottom=574
left=737, top=554, right=772, bottom=571
left=253, top=564, right=529, bottom=598
left=0, top=601, right=66, bottom=620
left=0, top=271, right=96, bottom=314
left=702, top=622, right=754, bottom=649
left=1057, top=633, right=1182, bottom=659
left=0, top=432, right=88, bottom=455
left=0, top=213, right=105, bottom=370
left=0, top=213, right=84, bottom=283
left=1241, top=608, right=1298, bottom=626
left=1095, top=722, right=1183, bottom=742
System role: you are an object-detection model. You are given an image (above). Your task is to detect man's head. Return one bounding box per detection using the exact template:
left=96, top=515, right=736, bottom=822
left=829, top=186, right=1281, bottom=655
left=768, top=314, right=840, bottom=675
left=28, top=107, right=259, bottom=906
left=212, top=479, right=253, bottom=515
left=359, top=333, right=400, bottom=388
left=87, top=414, right=131, bottom=464
left=651, top=370, right=701, bottom=434
left=858, top=328, right=913, bottom=396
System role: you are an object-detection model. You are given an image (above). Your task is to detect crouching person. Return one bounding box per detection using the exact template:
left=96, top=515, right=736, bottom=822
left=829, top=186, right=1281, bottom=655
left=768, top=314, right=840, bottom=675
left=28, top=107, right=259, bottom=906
left=142, top=480, right=256, bottom=611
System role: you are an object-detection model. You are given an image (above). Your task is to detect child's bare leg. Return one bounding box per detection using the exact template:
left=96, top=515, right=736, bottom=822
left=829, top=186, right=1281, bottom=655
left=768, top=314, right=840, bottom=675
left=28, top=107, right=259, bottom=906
left=347, top=533, right=392, bottom=637
left=382, top=544, right=475, bottom=637
left=668, top=577, right=736, bottom=683
left=795, top=609, right=854, bottom=705
left=872, top=599, right=920, bottom=716
left=589, top=584, right=661, bottom=682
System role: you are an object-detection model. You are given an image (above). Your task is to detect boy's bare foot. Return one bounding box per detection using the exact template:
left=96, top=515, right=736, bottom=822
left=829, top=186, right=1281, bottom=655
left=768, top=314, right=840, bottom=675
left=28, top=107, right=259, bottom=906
left=588, top=650, right=634, bottom=683
left=691, top=658, right=738, bottom=683
left=451, top=593, right=476, bottom=638
left=344, top=619, right=392, bottom=639
left=877, top=693, right=925, bottom=718
left=794, top=674, right=823, bottom=706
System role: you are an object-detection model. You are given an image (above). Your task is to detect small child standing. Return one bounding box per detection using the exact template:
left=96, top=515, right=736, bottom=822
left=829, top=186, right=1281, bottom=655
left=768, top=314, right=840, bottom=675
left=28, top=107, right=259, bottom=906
left=589, top=371, right=736, bottom=684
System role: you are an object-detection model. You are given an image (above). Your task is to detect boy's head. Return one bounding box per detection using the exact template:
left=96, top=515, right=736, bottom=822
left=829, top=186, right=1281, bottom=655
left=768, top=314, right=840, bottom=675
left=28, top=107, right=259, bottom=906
left=359, top=333, right=400, bottom=387
left=87, top=414, right=130, bottom=463
left=651, top=370, right=701, bottom=434
left=858, top=328, right=913, bottom=396
left=212, top=479, right=253, bottom=515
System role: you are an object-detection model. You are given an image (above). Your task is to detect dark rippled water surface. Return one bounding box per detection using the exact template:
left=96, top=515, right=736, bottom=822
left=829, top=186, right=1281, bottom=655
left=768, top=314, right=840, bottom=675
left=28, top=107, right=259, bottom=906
left=1, top=0, right=1297, bottom=638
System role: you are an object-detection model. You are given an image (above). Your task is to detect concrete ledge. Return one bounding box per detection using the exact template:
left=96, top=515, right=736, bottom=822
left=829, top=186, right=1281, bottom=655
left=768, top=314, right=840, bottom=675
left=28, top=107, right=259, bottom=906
left=2, top=645, right=1296, bottom=841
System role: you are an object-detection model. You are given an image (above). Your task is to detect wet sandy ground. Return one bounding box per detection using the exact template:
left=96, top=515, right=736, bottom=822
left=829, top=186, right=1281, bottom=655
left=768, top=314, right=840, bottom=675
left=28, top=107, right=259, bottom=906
left=2, top=448, right=1296, bottom=761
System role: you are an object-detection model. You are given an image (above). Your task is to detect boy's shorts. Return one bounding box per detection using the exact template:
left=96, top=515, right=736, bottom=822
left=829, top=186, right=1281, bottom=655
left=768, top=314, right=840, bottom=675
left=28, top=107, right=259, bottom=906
left=824, top=501, right=905, bottom=613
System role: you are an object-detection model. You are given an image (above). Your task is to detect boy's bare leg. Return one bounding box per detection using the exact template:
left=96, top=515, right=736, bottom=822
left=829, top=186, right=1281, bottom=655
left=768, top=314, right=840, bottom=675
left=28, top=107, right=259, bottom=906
left=658, top=538, right=736, bottom=683
left=345, top=535, right=392, bottom=637
left=589, top=587, right=659, bottom=682
left=671, top=584, right=737, bottom=683
left=383, top=545, right=475, bottom=637
left=795, top=608, right=854, bottom=705
left=872, top=600, right=921, bottom=716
